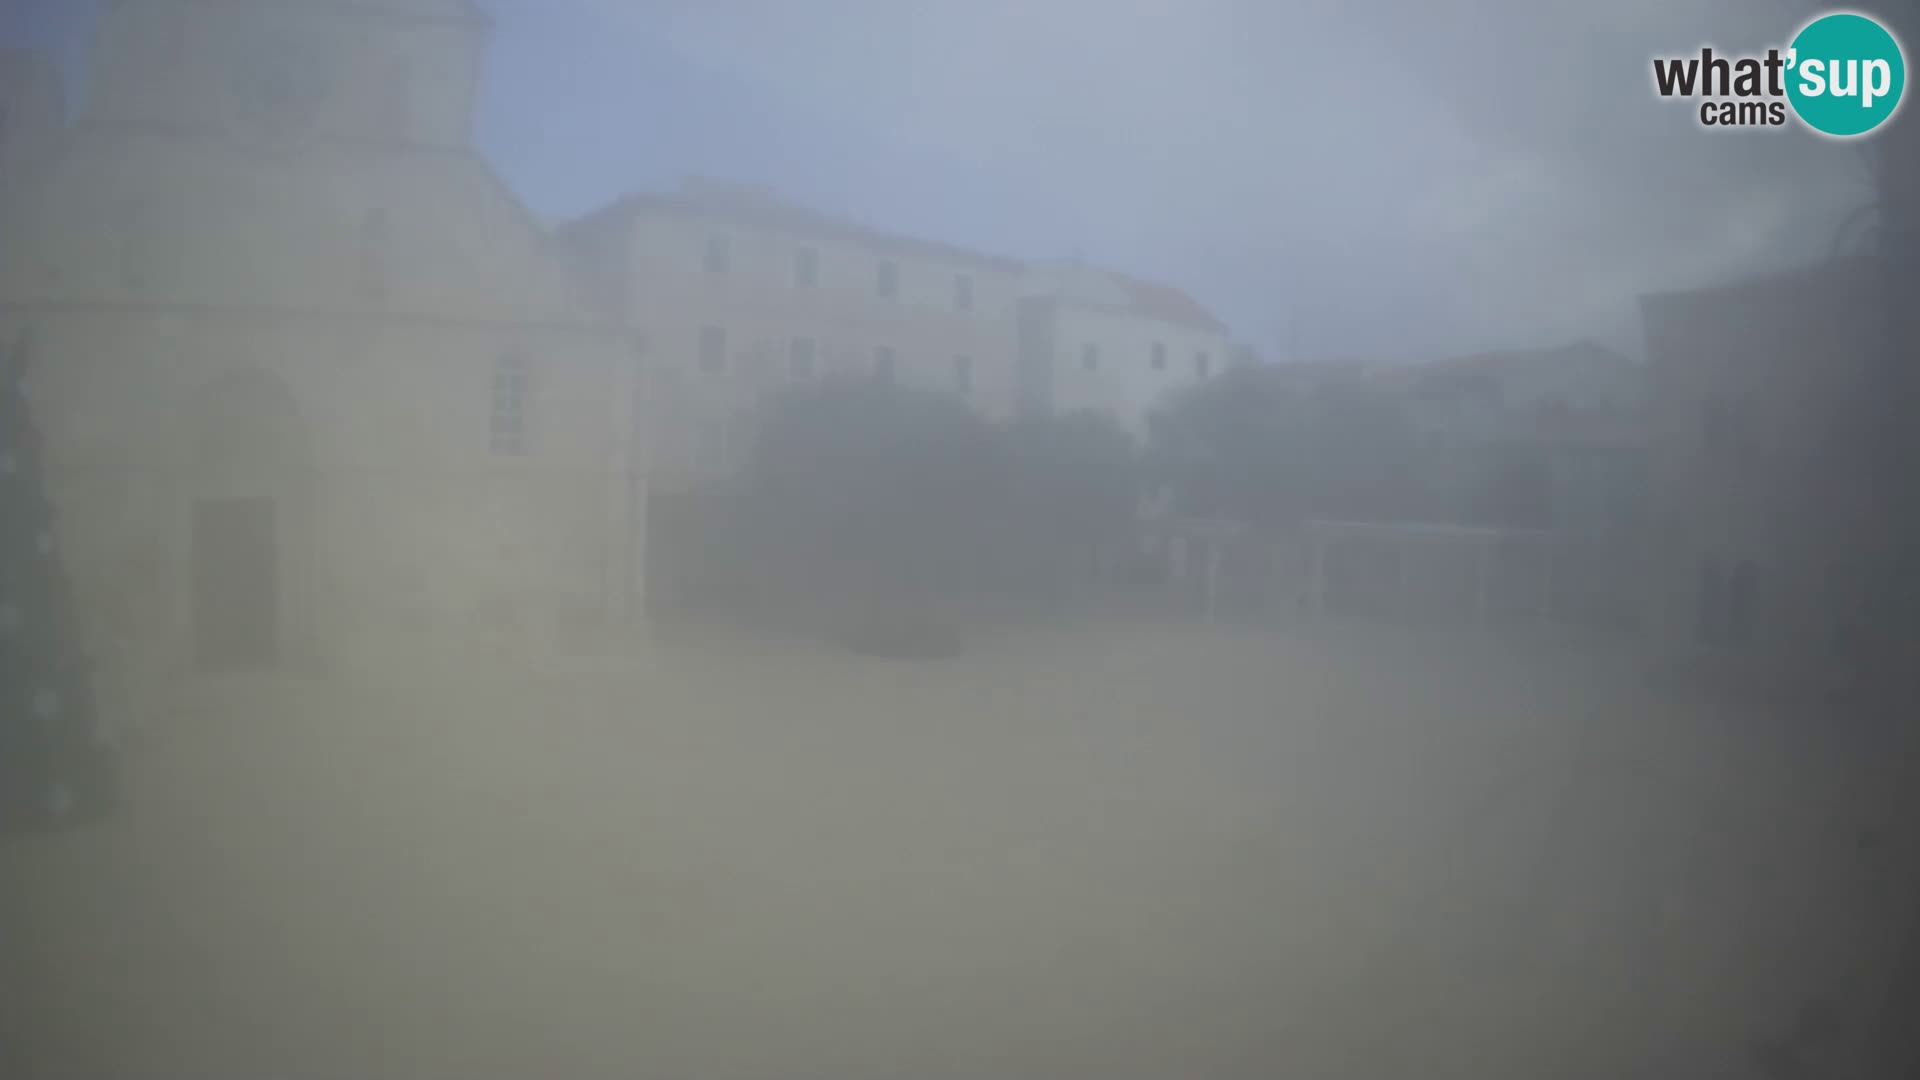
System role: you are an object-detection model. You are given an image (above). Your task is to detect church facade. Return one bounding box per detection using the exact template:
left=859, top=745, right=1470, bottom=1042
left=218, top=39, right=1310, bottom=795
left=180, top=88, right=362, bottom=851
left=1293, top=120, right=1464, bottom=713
left=0, top=1, right=646, bottom=691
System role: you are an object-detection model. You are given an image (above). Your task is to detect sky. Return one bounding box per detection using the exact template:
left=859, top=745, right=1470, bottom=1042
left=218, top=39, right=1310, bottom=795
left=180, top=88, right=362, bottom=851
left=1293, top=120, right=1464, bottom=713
left=2, top=0, right=1896, bottom=362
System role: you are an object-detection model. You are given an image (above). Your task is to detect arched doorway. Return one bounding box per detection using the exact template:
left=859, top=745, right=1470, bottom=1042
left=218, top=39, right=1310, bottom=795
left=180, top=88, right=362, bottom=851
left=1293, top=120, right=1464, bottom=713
left=178, top=368, right=314, bottom=673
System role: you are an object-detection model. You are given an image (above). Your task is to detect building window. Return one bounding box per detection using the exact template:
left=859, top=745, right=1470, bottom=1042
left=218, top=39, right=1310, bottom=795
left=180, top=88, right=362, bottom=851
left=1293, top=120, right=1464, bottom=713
left=704, top=233, right=730, bottom=274
left=955, top=274, right=973, bottom=312
left=1151, top=342, right=1167, bottom=371
left=877, top=260, right=899, bottom=299
left=953, top=354, right=973, bottom=394
left=794, top=246, right=819, bottom=288
left=699, top=326, right=727, bottom=374
left=874, top=346, right=897, bottom=383
left=359, top=208, right=390, bottom=299
left=1082, top=344, right=1099, bottom=371
left=1195, top=351, right=1211, bottom=380
left=790, top=337, right=816, bottom=380
left=490, top=352, right=528, bottom=456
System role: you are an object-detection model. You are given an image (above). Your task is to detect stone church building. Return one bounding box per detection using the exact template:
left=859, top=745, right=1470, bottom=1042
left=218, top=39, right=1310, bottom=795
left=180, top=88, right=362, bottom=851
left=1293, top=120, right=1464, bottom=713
left=0, top=0, right=646, bottom=690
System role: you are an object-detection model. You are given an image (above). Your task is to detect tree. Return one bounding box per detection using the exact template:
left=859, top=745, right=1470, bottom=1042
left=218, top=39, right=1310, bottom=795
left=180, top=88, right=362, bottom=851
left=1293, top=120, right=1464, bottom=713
left=1476, top=442, right=1554, bottom=528
left=1307, top=376, right=1421, bottom=521
left=739, top=380, right=1147, bottom=646
left=997, top=409, right=1139, bottom=599
left=1147, top=363, right=1418, bottom=527
left=742, top=376, right=1003, bottom=652
left=1, top=329, right=119, bottom=834
left=1147, top=364, right=1313, bottom=527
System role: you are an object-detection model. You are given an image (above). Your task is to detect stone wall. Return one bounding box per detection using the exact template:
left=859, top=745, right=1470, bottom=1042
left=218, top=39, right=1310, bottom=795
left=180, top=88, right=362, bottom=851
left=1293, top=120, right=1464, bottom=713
left=7, top=305, right=633, bottom=696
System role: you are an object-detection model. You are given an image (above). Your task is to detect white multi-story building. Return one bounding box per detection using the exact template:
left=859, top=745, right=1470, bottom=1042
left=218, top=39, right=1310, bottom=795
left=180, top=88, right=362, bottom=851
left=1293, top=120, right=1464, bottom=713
left=557, top=180, right=1027, bottom=487
left=1, top=0, right=1246, bottom=675
left=1016, top=260, right=1234, bottom=438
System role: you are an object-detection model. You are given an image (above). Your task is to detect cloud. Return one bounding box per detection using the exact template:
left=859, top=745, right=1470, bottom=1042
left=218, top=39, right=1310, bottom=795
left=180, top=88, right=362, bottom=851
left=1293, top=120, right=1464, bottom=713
left=508, top=0, right=1882, bottom=359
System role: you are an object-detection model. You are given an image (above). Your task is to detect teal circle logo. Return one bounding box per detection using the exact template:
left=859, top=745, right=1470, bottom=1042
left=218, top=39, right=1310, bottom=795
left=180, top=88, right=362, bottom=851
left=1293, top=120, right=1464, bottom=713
left=1787, top=12, right=1906, bottom=137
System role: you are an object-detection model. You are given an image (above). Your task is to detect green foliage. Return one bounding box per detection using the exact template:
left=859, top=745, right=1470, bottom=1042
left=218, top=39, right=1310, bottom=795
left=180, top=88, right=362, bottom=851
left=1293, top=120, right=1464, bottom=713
left=996, top=409, right=1138, bottom=596
left=1, top=329, right=120, bottom=833
left=1147, top=364, right=1418, bottom=526
left=1475, top=442, right=1555, bottom=528
left=746, top=376, right=1004, bottom=597
left=739, top=379, right=1141, bottom=641
left=1148, top=364, right=1314, bottom=526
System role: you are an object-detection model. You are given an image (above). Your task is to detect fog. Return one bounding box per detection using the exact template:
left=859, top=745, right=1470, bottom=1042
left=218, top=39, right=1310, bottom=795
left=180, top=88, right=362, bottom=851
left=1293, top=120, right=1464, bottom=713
left=4, top=1, right=1920, bottom=1078
left=479, top=0, right=1879, bottom=358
